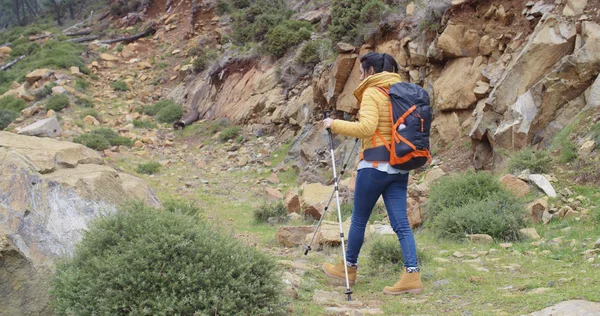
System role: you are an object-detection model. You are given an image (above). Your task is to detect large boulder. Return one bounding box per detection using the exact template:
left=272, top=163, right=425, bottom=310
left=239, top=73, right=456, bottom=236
left=563, top=0, right=587, bottom=16
left=300, top=182, right=333, bottom=219
left=327, top=53, right=358, bottom=106
left=336, top=46, right=374, bottom=114
left=25, top=69, right=52, bottom=84
left=275, top=226, right=314, bottom=247
left=16, top=116, right=62, bottom=138
left=437, top=24, right=480, bottom=58
left=0, top=132, right=160, bottom=315
left=491, top=21, right=600, bottom=149
left=434, top=57, right=486, bottom=111
left=487, top=16, right=577, bottom=115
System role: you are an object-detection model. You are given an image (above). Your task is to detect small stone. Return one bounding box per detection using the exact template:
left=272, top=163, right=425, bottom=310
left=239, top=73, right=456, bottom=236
left=267, top=173, right=280, bottom=184
left=466, top=234, right=494, bottom=244
left=433, top=279, right=450, bottom=287
left=468, top=276, right=484, bottom=283
left=543, top=210, right=553, bottom=224
left=453, top=251, right=465, bottom=258
left=134, top=140, right=144, bottom=148
left=70, top=66, right=81, bottom=75
left=579, top=140, right=596, bottom=156
left=561, top=227, right=572, bottom=233
left=265, top=187, right=283, bottom=200
left=100, top=53, right=119, bottom=61
left=46, top=109, right=56, bottom=118
left=520, top=228, right=541, bottom=240
left=594, top=238, right=600, bottom=249
left=529, top=174, right=557, bottom=198
left=51, top=86, right=66, bottom=95
left=499, top=243, right=513, bottom=249
left=336, top=42, right=356, bottom=53
left=83, top=115, right=100, bottom=126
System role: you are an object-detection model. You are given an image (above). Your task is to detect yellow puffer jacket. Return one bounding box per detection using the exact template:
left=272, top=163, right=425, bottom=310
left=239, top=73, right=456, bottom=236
left=331, top=72, right=402, bottom=158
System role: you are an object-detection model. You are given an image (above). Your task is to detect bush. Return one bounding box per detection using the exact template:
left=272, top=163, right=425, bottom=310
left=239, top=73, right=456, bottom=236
left=329, top=0, right=368, bottom=44
left=142, top=99, right=179, bottom=117
left=46, top=94, right=70, bottom=111
left=507, top=147, right=552, bottom=174
left=208, top=118, right=230, bottom=134
left=34, top=82, right=57, bottom=99
left=192, top=49, right=219, bottom=72
left=92, top=128, right=133, bottom=147
left=427, top=171, right=505, bottom=218
left=0, top=109, right=17, bottom=130
left=231, top=0, right=290, bottom=43
left=219, top=126, right=241, bottom=142
left=369, top=236, right=430, bottom=267
left=360, top=0, right=388, bottom=23
left=0, top=95, right=26, bottom=112
left=265, top=20, right=312, bottom=57
left=297, top=40, right=321, bottom=67
left=215, top=0, right=233, bottom=15
left=162, top=199, right=202, bottom=218
left=51, top=203, right=284, bottom=315
left=80, top=109, right=99, bottom=119
left=73, top=133, right=111, bottom=151
left=111, top=80, right=129, bottom=91
left=431, top=192, right=526, bottom=241
left=133, top=119, right=157, bottom=129
left=137, top=161, right=161, bottom=175
left=75, top=97, right=94, bottom=108
left=75, top=78, right=90, bottom=91
left=253, top=202, right=287, bottom=223
left=155, top=102, right=183, bottom=123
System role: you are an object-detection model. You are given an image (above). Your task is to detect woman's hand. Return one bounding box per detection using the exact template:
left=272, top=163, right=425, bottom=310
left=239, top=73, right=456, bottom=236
left=323, top=118, right=334, bottom=129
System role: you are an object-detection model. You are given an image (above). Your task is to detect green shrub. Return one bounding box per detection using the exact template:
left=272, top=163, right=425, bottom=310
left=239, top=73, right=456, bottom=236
left=116, top=44, right=124, bottom=52
left=73, top=133, right=111, bottom=151
left=0, top=109, right=17, bottom=130
left=0, top=95, right=26, bottom=112
left=369, top=236, right=430, bottom=267
left=507, top=147, right=552, bottom=174
left=75, top=97, right=94, bottom=108
left=431, top=192, right=526, bottom=241
left=75, top=78, right=90, bottom=91
left=297, top=40, right=321, bottom=67
left=92, top=128, right=133, bottom=147
left=329, top=0, right=367, bottom=44
left=427, top=171, right=505, bottom=218
left=219, top=126, right=241, bottom=142
left=360, top=0, right=388, bottom=23
left=592, top=123, right=600, bottom=145
left=253, top=201, right=287, bottom=223
left=155, top=102, right=183, bottom=123
left=142, top=99, right=177, bottom=116
left=51, top=203, right=284, bottom=315
left=265, top=20, right=312, bottom=57
left=80, top=109, right=99, bottom=119
left=208, top=118, right=230, bottom=134
left=231, top=0, right=290, bottom=43
left=133, top=119, right=157, bottom=129
left=46, top=94, right=70, bottom=111
left=137, top=161, right=161, bottom=175
left=215, top=0, right=233, bottom=15
left=192, top=49, right=219, bottom=72
left=34, top=82, right=57, bottom=99
left=111, top=80, right=129, bottom=91
left=10, top=41, right=41, bottom=57
left=162, top=199, right=202, bottom=218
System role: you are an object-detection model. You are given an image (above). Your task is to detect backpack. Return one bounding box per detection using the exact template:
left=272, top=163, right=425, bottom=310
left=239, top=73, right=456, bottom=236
left=362, top=82, right=432, bottom=170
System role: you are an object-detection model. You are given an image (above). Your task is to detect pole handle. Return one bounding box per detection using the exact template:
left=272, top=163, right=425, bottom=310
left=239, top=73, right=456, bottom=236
left=324, top=111, right=330, bottom=119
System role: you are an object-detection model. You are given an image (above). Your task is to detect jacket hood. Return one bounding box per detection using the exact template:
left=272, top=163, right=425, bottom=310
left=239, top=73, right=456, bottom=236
left=353, top=72, right=402, bottom=103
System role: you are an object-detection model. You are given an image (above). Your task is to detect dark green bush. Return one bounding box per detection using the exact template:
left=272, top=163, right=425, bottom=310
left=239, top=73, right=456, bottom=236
left=297, top=40, right=321, bottom=67
left=133, top=119, right=157, bottom=129
left=0, top=95, right=26, bottom=112
left=360, top=0, right=388, bottom=23
left=142, top=99, right=178, bottom=116
left=431, top=192, right=526, bottom=241
left=507, top=147, right=552, bottom=174
left=92, top=128, right=133, bottom=147
left=51, top=203, right=284, bottom=315
left=265, top=20, right=312, bottom=57
left=231, top=0, right=291, bottom=43
left=427, top=171, right=505, bottom=219
left=137, top=161, right=161, bottom=175
left=329, top=0, right=367, bottom=44
left=253, top=201, right=287, bottom=223
left=155, top=102, right=183, bottom=123
left=46, top=94, right=70, bottom=111
left=111, top=80, right=129, bottom=91
left=192, top=49, right=219, bottom=72
left=219, top=126, right=241, bottom=142
left=0, top=109, right=17, bottom=130
left=34, top=82, right=57, bottom=100
left=10, top=41, right=41, bottom=57
left=215, top=0, right=233, bottom=15
left=369, top=236, right=430, bottom=267
left=208, top=118, right=230, bottom=134
left=73, top=133, right=111, bottom=151
left=75, top=97, right=94, bottom=108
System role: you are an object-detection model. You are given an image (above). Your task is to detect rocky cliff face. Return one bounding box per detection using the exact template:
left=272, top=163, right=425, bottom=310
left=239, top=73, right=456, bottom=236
left=173, top=0, right=600, bottom=171
left=0, top=132, right=160, bottom=315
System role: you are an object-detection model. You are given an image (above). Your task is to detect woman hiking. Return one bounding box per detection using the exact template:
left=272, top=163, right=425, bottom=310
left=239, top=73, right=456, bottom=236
left=321, top=52, right=424, bottom=295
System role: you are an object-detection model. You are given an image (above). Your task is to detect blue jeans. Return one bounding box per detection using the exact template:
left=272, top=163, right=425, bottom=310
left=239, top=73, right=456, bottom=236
left=345, top=168, right=418, bottom=268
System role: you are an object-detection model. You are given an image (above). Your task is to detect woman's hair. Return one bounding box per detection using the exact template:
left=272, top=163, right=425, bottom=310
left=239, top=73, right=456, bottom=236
left=360, top=52, right=400, bottom=74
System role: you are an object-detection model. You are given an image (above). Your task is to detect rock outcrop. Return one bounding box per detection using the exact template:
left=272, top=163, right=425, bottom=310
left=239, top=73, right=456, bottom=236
left=0, top=132, right=160, bottom=316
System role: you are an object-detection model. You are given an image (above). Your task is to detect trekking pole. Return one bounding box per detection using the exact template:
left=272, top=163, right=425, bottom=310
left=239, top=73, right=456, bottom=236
left=325, top=111, right=353, bottom=301
left=304, top=137, right=359, bottom=256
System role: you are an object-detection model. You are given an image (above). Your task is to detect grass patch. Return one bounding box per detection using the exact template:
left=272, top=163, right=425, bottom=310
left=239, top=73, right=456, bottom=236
left=219, top=126, right=241, bottom=142
left=253, top=201, right=287, bottom=224
left=507, top=147, right=552, bottom=174
left=137, top=161, right=161, bottom=175
left=551, top=124, right=578, bottom=163
left=80, top=109, right=99, bottom=119
left=111, top=80, right=129, bottom=91
left=0, top=109, right=18, bottom=130
left=92, top=128, right=133, bottom=147
left=75, top=97, right=94, bottom=108
left=34, top=82, right=57, bottom=100
left=369, top=235, right=430, bottom=268
left=75, top=78, right=91, bottom=91
left=155, top=102, right=183, bottom=124
left=46, top=94, right=70, bottom=111
left=133, top=119, right=157, bottom=129
left=73, top=133, right=111, bottom=151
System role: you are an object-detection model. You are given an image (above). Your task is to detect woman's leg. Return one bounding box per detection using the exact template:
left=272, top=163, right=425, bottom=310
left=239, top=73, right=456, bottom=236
left=345, top=168, right=389, bottom=265
left=382, top=173, right=418, bottom=269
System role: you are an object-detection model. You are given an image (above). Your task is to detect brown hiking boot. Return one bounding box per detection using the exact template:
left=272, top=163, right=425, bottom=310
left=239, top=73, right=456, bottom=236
left=383, top=268, right=424, bottom=295
left=322, top=261, right=357, bottom=285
